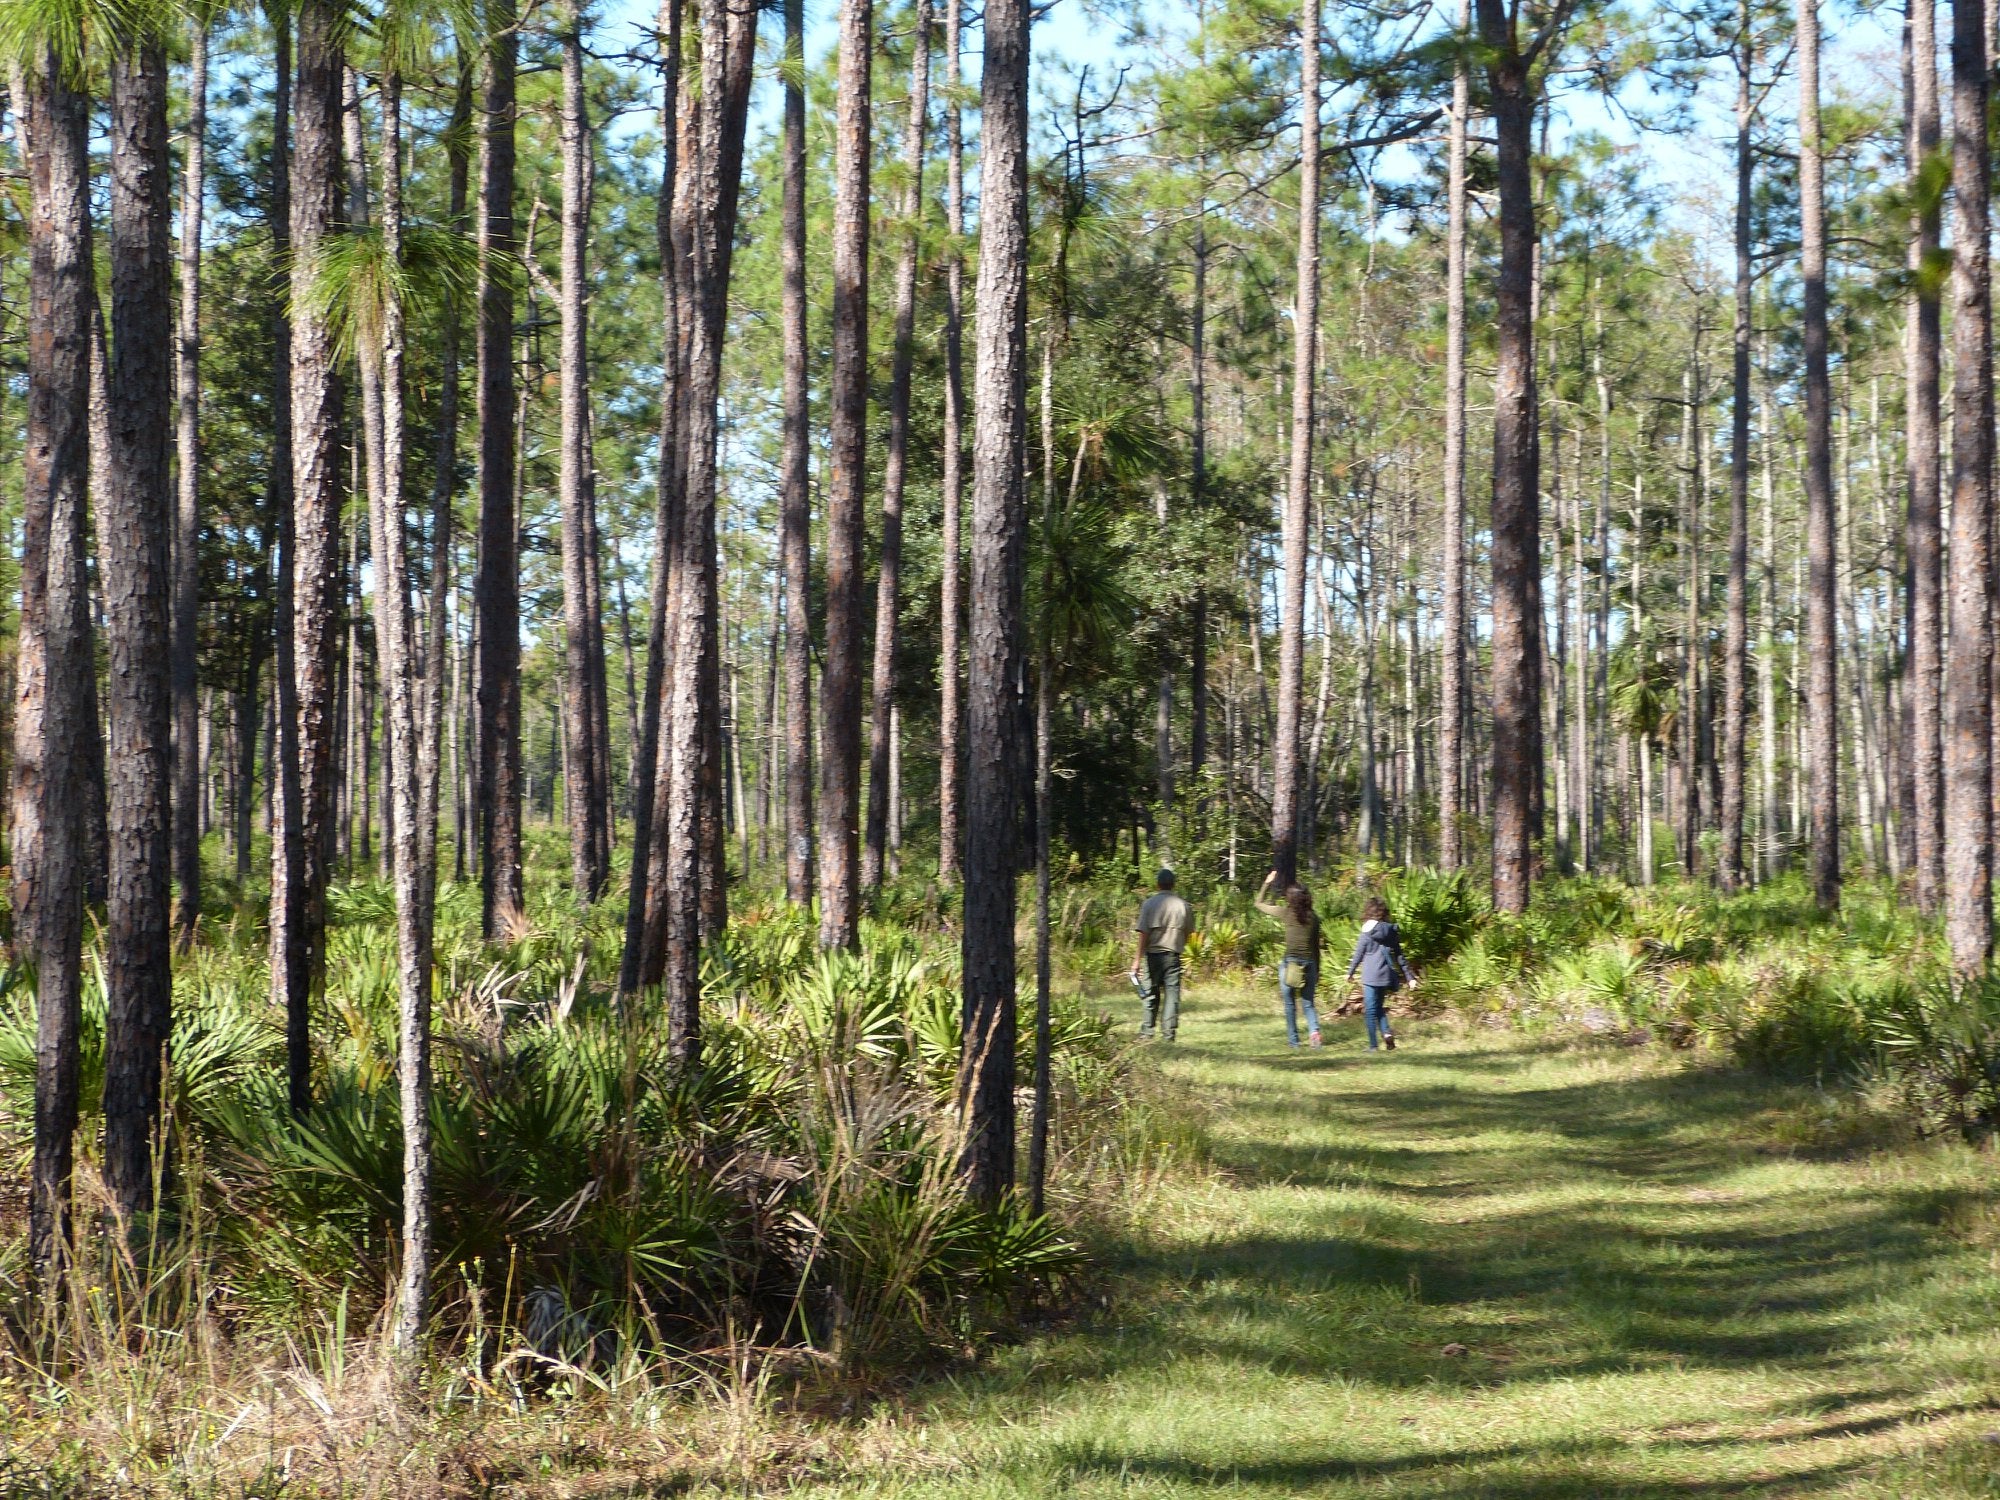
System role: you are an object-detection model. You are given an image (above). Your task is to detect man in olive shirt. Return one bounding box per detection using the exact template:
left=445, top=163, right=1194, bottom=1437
left=1131, top=869, right=1191, bottom=1041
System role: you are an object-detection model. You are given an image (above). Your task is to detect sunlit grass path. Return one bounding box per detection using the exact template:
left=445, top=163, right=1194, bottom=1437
left=775, top=985, right=2000, bottom=1498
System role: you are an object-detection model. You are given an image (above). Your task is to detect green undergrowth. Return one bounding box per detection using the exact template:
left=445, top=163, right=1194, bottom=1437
left=5, top=837, right=2000, bottom=1493
left=741, top=987, right=2000, bottom=1498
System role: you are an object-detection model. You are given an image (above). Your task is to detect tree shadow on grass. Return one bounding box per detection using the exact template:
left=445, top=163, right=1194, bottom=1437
left=1081, top=1043, right=1994, bottom=1399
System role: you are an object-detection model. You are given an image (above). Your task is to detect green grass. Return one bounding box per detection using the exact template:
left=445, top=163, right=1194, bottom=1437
left=755, top=982, right=2000, bottom=1498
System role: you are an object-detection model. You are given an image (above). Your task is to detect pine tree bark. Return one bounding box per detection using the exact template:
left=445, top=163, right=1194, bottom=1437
left=10, top=65, right=45, bottom=962
left=863, top=0, right=931, bottom=895
left=276, top=0, right=342, bottom=1118
left=1799, top=0, right=1841, bottom=912
left=557, top=8, right=610, bottom=905
left=1271, top=0, right=1318, bottom=887
left=1943, top=0, right=1990, bottom=968
left=617, top=0, right=680, bottom=997
left=23, top=46, right=94, bottom=1276
left=662, top=0, right=755, bottom=1054
left=780, top=0, right=815, bottom=907
left=1906, top=0, right=1944, bottom=913
left=1678, top=357, right=1700, bottom=878
left=354, top=64, right=440, bottom=1352
left=820, top=0, right=871, bottom=948
left=1757, top=340, right=1779, bottom=875
left=1719, top=2, right=1753, bottom=892
left=1478, top=0, right=1545, bottom=913
left=422, top=51, right=471, bottom=907
left=1438, top=0, right=1470, bottom=872
left=1188, top=212, right=1209, bottom=808
left=936, top=0, right=966, bottom=888
left=474, top=0, right=524, bottom=936
left=265, top=5, right=311, bottom=1114
left=960, top=0, right=1030, bottom=1207
left=101, top=27, right=176, bottom=1224
left=170, top=18, right=207, bottom=946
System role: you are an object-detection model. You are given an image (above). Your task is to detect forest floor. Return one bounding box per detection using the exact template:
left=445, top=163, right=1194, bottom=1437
left=761, top=982, right=2000, bottom=1498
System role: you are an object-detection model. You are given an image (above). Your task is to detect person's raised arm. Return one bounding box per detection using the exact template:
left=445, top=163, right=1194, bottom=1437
left=1254, top=869, right=1283, bottom=916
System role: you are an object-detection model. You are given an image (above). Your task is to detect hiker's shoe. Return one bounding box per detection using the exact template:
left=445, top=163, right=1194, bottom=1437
left=1308, top=1029, right=1322, bottom=1048
left=1383, top=1034, right=1397, bottom=1051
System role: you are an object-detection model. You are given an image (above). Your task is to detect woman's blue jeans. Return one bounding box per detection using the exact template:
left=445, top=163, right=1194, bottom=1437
left=1363, top=983, right=1394, bottom=1050
left=1281, top=959, right=1320, bottom=1046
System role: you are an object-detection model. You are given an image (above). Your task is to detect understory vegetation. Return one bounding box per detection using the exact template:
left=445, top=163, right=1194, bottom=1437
left=2, top=837, right=1999, bottom=1495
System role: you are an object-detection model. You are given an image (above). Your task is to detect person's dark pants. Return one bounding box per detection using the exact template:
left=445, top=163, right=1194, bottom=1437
left=1363, top=983, right=1394, bottom=1050
left=1281, top=958, right=1320, bottom=1047
left=1142, top=950, right=1182, bottom=1041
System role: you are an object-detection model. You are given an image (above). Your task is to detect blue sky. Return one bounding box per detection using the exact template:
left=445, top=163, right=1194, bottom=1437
left=591, top=0, right=1906, bottom=257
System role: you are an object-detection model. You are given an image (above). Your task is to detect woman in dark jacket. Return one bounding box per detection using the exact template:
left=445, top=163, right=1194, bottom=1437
left=1346, top=895, right=1417, bottom=1051
left=1256, top=871, right=1322, bottom=1047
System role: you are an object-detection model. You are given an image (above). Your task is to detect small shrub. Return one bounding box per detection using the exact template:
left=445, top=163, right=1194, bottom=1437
left=1721, top=969, right=1875, bottom=1081
left=1873, top=975, right=2000, bottom=1139
left=1383, top=869, right=1487, bottom=970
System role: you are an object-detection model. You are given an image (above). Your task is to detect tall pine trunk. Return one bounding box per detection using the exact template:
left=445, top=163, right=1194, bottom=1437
left=1478, top=0, right=1543, bottom=913
left=101, top=25, right=176, bottom=1224
left=423, top=52, right=471, bottom=904
left=170, top=18, right=207, bottom=944
left=661, top=0, right=755, bottom=1055
left=1943, top=0, right=1990, bottom=968
left=863, top=0, right=931, bottom=894
left=1798, top=0, right=1841, bottom=911
left=780, top=0, right=815, bottom=907
left=23, top=45, right=94, bottom=1276
left=1188, top=213, right=1209, bottom=809
left=1438, top=0, right=1470, bottom=871
left=819, top=0, right=871, bottom=948
left=1719, top=0, right=1753, bottom=892
left=936, top=0, right=966, bottom=888
left=960, top=0, right=1029, bottom=1206
left=617, top=0, right=681, bottom=997
left=1271, top=0, right=1318, bottom=886
left=264, top=5, right=312, bottom=1114
left=1907, top=0, right=1944, bottom=913
left=557, top=9, right=610, bottom=905
left=474, top=0, right=524, bottom=935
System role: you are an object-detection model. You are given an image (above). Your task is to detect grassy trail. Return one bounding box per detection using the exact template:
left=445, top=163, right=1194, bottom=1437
left=789, top=985, right=2000, bottom=1498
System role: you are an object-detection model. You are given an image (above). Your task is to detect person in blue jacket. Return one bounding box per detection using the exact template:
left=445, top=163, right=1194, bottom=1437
left=1345, top=895, right=1417, bottom=1051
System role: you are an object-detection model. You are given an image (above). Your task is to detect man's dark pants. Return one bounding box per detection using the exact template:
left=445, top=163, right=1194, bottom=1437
left=1142, top=950, right=1182, bottom=1041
